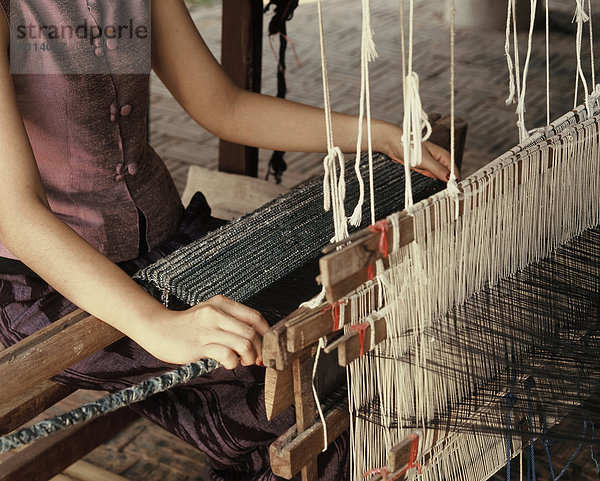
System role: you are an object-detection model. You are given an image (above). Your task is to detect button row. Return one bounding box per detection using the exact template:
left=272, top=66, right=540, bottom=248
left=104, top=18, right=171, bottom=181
left=110, top=103, right=132, bottom=122
left=93, top=28, right=119, bottom=57
left=115, top=162, right=139, bottom=182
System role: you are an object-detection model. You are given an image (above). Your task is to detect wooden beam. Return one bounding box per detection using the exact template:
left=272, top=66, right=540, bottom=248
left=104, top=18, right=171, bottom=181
left=269, top=403, right=349, bottom=479
left=292, top=354, right=318, bottom=481
left=323, top=314, right=388, bottom=366
left=0, top=407, right=137, bottom=481
left=0, top=309, right=123, bottom=404
left=62, top=460, right=133, bottom=481
left=219, top=0, right=263, bottom=176
left=0, top=380, right=73, bottom=436
left=265, top=366, right=294, bottom=421
left=292, top=355, right=316, bottom=433
left=263, top=307, right=315, bottom=371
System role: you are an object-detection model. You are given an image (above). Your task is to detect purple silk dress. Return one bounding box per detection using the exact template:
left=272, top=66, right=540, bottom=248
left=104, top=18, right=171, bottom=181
left=0, top=1, right=348, bottom=479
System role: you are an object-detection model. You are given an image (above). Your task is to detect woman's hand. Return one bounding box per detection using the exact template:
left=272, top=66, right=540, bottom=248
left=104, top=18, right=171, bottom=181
left=140, top=295, right=270, bottom=369
left=383, top=124, right=460, bottom=182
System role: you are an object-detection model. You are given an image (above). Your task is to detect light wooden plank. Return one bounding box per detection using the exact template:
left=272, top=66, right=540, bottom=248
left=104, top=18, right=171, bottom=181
left=264, top=366, right=294, bottom=421
left=63, top=460, right=132, bottom=481
left=0, top=380, right=73, bottom=436
left=0, top=408, right=137, bottom=481
left=292, top=355, right=316, bottom=433
left=0, top=309, right=123, bottom=405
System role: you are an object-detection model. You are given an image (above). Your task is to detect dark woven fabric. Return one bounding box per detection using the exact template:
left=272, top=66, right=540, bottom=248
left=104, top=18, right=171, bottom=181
left=135, top=153, right=444, bottom=306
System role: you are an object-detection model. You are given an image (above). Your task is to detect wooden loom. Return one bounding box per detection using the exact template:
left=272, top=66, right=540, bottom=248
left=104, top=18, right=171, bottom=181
left=262, top=117, right=469, bottom=481
left=262, top=102, right=600, bottom=479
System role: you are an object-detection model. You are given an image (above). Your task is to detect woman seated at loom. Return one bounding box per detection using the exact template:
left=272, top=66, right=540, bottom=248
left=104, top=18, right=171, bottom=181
left=0, top=1, right=453, bottom=479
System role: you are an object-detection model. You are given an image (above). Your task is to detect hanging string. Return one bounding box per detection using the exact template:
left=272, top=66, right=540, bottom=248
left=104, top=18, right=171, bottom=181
left=588, top=0, right=596, bottom=88
left=317, top=0, right=348, bottom=242
left=447, top=0, right=459, bottom=196
left=545, top=0, right=551, bottom=126
left=349, top=0, right=379, bottom=226
left=505, top=0, right=518, bottom=106
left=573, top=0, right=591, bottom=112
left=311, top=337, right=329, bottom=452
left=264, top=0, right=300, bottom=184
left=400, top=0, right=432, bottom=209
left=516, top=0, right=539, bottom=142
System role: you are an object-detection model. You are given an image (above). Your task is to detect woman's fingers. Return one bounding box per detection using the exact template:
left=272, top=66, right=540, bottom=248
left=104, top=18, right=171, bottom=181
left=206, top=310, right=264, bottom=365
left=201, top=343, right=240, bottom=370
left=207, top=294, right=270, bottom=336
left=425, top=141, right=460, bottom=180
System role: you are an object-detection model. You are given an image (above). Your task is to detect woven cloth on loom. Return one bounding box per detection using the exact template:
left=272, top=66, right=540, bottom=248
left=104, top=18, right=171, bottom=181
left=134, top=154, right=443, bottom=307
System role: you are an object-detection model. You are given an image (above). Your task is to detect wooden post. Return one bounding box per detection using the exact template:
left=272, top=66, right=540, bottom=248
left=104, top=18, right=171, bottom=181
left=219, top=0, right=263, bottom=177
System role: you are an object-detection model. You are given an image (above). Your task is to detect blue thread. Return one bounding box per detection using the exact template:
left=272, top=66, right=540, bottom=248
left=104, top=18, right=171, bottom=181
left=525, top=378, right=537, bottom=481
left=540, top=410, right=556, bottom=479
left=552, top=420, right=587, bottom=481
left=590, top=446, right=600, bottom=476
left=506, top=393, right=515, bottom=481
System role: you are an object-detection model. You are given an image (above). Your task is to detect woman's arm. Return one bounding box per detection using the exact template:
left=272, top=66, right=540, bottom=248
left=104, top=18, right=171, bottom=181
left=151, top=0, right=453, bottom=181
left=0, top=17, right=267, bottom=369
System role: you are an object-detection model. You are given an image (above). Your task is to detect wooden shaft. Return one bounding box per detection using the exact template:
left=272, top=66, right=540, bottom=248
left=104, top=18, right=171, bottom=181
left=218, top=0, right=263, bottom=176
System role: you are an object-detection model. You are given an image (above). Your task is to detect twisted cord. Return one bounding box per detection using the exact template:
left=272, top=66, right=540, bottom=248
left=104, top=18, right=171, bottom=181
left=0, top=358, right=219, bottom=454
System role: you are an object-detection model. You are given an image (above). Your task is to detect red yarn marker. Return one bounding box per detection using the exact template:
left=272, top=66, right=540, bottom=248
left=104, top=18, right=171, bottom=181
left=349, top=322, right=370, bottom=357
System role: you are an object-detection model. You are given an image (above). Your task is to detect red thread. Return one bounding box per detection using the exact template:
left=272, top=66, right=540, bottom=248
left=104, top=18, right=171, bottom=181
left=362, top=434, right=421, bottom=481
left=362, top=467, right=389, bottom=480
left=369, top=220, right=390, bottom=258
left=367, top=264, right=375, bottom=281
left=349, top=322, right=369, bottom=357
left=321, top=300, right=345, bottom=331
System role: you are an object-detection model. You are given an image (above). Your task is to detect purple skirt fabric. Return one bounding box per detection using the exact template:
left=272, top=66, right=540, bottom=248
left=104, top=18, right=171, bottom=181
left=0, top=193, right=348, bottom=481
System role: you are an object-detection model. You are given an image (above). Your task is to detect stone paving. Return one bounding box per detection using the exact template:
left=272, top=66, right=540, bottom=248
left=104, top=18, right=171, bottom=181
left=69, top=1, right=599, bottom=479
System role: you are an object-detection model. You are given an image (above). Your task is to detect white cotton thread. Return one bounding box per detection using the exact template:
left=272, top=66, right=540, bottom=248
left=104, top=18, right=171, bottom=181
left=588, top=0, right=596, bottom=88
left=317, top=0, right=348, bottom=242
left=400, top=0, right=432, bottom=208
left=311, top=337, right=329, bottom=452
left=545, top=0, right=551, bottom=126
left=350, top=0, right=379, bottom=227
left=573, top=0, right=591, bottom=112
left=515, top=0, right=539, bottom=142
left=505, top=0, right=517, bottom=106
left=447, top=0, right=460, bottom=196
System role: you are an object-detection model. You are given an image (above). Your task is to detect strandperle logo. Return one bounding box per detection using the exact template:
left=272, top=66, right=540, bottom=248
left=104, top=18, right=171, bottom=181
left=9, top=0, right=151, bottom=74
left=15, top=19, right=149, bottom=45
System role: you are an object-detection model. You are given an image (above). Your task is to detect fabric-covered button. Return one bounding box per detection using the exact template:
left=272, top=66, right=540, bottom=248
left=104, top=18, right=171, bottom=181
left=93, top=38, right=101, bottom=47
left=106, top=38, right=118, bottom=51
left=110, top=103, right=118, bottom=115
left=127, top=163, right=138, bottom=176
left=116, top=163, right=123, bottom=175
left=110, top=114, right=117, bottom=123
left=120, top=104, right=132, bottom=116
left=115, top=174, right=124, bottom=182
left=95, top=47, right=104, bottom=57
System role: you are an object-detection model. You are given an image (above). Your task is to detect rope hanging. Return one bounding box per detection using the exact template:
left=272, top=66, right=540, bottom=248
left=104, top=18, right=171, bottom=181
left=264, top=0, right=300, bottom=184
